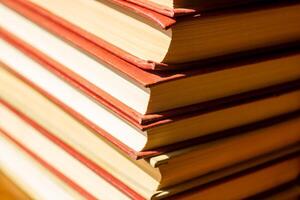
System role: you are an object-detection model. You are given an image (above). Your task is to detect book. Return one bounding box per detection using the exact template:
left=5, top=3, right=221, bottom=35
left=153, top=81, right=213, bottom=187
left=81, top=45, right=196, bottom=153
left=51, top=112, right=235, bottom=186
left=0, top=134, right=83, bottom=200
left=2, top=0, right=300, bottom=70
left=0, top=0, right=299, bottom=198
left=1, top=64, right=300, bottom=197
left=0, top=100, right=299, bottom=199
left=1, top=38, right=300, bottom=154
left=0, top=128, right=137, bottom=200
left=1, top=5, right=300, bottom=116
left=113, top=0, right=271, bottom=17
left=172, top=154, right=300, bottom=200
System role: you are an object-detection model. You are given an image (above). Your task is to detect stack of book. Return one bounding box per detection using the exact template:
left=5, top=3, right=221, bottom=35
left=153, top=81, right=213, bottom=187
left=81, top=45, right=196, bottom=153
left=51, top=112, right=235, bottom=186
left=0, top=0, right=299, bottom=199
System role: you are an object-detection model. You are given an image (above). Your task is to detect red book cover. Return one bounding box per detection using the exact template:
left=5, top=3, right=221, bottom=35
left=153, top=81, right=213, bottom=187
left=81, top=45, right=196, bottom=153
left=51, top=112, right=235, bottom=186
left=107, top=0, right=274, bottom=17
left=1, top=29, right=300, bottom=158
left=2, top=0, right=299, bottom=70
left=109, top=0, right=196, bottom=17
left=1, top=0, right=300, bottom=159
left=0, top=102, right=145, bottom=199
left=0, top=129, right=99, bottom=200
left=1, top=99, right=299, bottom=200
left=1, top=56, right=300, bottom=159
left=1, top=0, right=175, bottom=70
left=1, top=20, right=300, bottom=127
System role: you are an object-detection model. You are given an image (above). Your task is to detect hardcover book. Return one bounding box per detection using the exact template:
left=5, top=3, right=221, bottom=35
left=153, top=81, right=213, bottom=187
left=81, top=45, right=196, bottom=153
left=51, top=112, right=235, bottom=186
left=1, top=3, right=300, bottom=118
left=1, top=38, right=300, bottom=155
left=110, top=0, right=272, bottom=17
left=0, top=98, right=299, bottom=199
left=2, top=0, right=300, bottom=70
left=1, top=64, right=300, bottom=197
